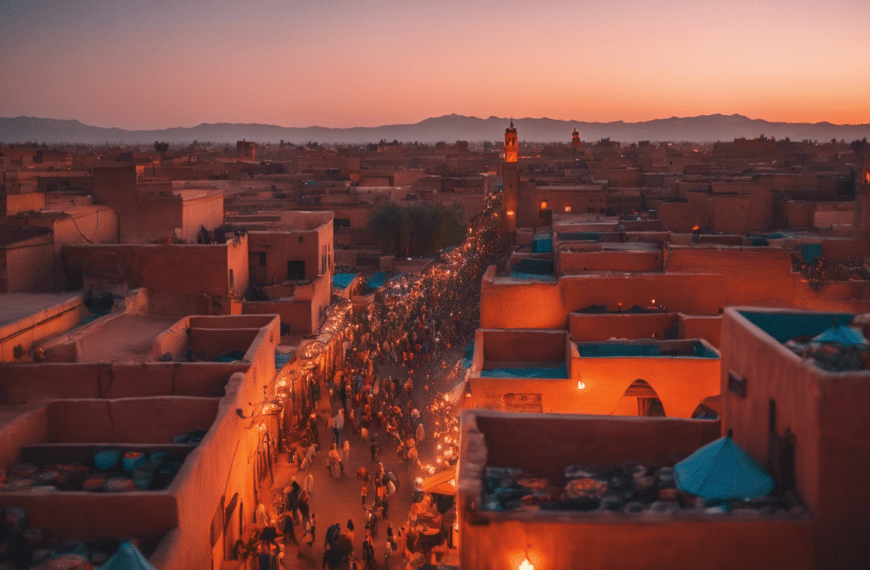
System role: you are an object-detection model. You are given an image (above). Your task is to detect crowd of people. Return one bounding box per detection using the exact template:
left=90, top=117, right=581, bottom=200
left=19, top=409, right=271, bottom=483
left=248, top=192, right=510, bottom=569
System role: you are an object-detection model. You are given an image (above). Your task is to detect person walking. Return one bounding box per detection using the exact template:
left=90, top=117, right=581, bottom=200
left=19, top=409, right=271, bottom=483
left=344, top=519, right=356, bottom=553
left=305, top=472, right=315, bottom=501
left=370, top=437, right=379, bottom=463
left=362, top=528, right=377, bottom=570
left=383, top=538, right=392, bottom=570
left=344, top=438, right=351, bottom=464
left=281, top=508, right=301, bottom=558
left=303, top=513, right=316, bottom=551
left=305, top=441, right=317, bottom=468
left=333, top=409, right=345, bottom=446
left=285, top=481, right=301, bottom=523
left=357, top=467, right=370, bottom=507
left=298, top=487, right=311, bottom=523
left=327, top=443, right=344, bottom=478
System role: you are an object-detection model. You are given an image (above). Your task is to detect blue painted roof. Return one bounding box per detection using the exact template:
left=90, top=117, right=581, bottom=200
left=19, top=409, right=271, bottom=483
left=332, top=272, right=357, bottom=289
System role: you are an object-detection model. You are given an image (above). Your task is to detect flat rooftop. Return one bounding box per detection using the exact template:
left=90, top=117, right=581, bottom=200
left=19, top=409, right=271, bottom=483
left=65, top=315, right=179, bottom=362
left=0, top=292, right=83, bottom=330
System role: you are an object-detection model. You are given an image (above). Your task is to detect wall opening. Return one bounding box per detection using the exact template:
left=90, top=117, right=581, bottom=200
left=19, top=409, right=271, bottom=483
left=287, top=260, right=305, bottom=280
left=615, top=379, right=665, bottom=416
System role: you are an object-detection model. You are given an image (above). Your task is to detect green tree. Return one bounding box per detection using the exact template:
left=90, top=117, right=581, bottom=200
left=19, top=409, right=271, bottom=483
left=368, top=202, right=408, bottom=257
left=154, top=141, right=169, bottom=152
left=368, top=202, right=467, bottom=257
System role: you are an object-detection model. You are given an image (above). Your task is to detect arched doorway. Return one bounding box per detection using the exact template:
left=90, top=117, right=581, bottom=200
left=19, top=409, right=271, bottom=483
left=614, top=379, right=665, bottom=416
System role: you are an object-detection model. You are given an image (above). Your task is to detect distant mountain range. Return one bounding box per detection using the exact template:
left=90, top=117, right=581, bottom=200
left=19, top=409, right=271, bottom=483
left=2, top=114, right=869, bottom=145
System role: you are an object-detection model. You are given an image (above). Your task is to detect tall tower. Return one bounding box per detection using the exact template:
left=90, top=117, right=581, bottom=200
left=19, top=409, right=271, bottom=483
left=505, top=121, right=518, bottom=164
left=855, top=153, right=870, bottom=235
left=502, top=121, right=519, bottom=232
left=571, top=128, right=580, bottom=154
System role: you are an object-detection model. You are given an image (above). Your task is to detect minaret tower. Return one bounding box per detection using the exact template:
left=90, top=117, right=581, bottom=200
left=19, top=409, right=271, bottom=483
left=571, top=128, right=580, bottom=157
left=855, top=152, right=870, bottom=235
left=502, top=121, right=519, bottom=232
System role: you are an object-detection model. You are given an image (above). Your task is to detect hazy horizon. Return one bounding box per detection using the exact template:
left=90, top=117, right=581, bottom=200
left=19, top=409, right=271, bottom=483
left=3, top=1, right=868, bottom=130
left=3, top=111, right=870, bottom=132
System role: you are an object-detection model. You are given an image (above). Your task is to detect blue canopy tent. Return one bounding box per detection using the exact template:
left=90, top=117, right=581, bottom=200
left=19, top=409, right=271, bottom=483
left=100, top=542, right=158, bottom=570
left=811, top=324, right=866, bottom=347
left=674, top=436, right=774, bottom=500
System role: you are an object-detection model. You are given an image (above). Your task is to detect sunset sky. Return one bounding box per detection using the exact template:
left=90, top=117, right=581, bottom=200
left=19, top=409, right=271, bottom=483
left=1, top=0, right=868, bottom=130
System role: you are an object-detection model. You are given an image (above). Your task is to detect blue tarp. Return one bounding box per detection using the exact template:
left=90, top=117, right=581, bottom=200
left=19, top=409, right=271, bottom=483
left=510, top=271, right=557, bottom=282
left=217, top=350, right=246, bottom=362
left=366, top=271, right=388, bottom=290
left=675, top=436, right=774, bottom=500
left=802, top=243, right=822, bottom=264
left=332, top=272, right=357, bottom=290
left=480, top=363, right=568, bottom=379
left=100, top=542, right=158, bottom=570
left=462, top=341, right=475, bottom=368
left=532, top=236, right=553, bottom=253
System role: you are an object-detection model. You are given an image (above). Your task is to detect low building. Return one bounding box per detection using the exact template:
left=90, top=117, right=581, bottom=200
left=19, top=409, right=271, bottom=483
left=457, top=410, right=812, bottom=570
left=0, top=308, right=281, bottom=570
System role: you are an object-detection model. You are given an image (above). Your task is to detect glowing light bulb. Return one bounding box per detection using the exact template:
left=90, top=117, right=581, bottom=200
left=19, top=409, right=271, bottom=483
left=519, top=558, right=534, bottom=570
left=577, top=380, right=586, bottom=390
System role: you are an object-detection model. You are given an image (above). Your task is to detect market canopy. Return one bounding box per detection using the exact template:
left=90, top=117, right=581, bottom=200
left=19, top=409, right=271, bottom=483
left=674, top=436, right=774, bottom=500
left=421, top=467, right=456, bottom=495
left=811, top=324, right=866, bottom=347
left=100, top=542, right=158, bottom=570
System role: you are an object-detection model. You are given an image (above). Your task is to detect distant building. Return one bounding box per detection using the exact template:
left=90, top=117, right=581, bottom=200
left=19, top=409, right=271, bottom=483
left=236, top=140, right=256, bottom=160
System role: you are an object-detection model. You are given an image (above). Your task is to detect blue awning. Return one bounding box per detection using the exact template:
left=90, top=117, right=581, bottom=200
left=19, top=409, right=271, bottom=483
left=812, top=324, right=866, bottom=346
left=100, top=542, right=158, bottom=570
left=675, top=436, right=774, bottom=500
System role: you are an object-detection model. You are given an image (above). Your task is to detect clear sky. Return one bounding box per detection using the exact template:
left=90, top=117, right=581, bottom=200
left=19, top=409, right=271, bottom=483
left=1, top=0, right=867, bottom=130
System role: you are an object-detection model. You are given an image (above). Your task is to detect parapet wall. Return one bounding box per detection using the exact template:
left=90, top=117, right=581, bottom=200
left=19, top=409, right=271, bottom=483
left=0, top=362, right=247, bottom=404
left=458, top=411, right=811, bottom=570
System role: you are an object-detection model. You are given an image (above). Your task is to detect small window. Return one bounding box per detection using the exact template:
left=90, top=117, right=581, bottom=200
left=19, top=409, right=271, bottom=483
left=540, top=200, right=548, bottom=210
left=229, top=269, right=234, bottom=288
left=258, top=252, right=266, bottom=267
left=564, top=204, right=571, bottom=212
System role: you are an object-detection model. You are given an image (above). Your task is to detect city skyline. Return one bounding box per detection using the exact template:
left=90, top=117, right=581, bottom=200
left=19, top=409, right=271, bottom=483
left=1, top=0, right=868, bottom=130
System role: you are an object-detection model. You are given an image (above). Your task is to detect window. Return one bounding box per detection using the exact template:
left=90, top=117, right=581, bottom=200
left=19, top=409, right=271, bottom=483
left=258, top=252, right=266, bottom=267
left=564, top=204, right=571, bottom=212
left=228, top=269, right=234, bottom=288
left=334, top=218, right=351, bottom=228
left=287, top=260, right=305, bottom=280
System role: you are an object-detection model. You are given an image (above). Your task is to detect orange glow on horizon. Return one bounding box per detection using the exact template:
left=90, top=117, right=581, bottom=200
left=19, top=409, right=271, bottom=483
left=1, top=1, right=868, bottom=129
